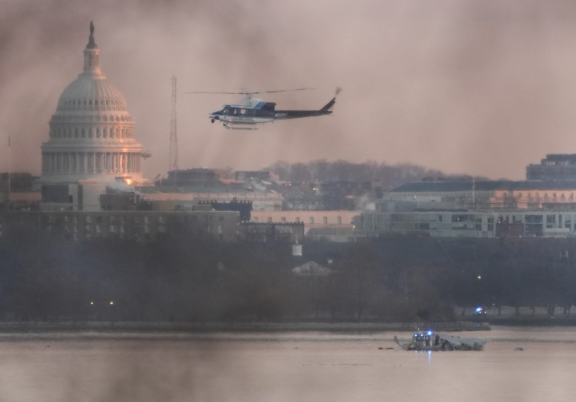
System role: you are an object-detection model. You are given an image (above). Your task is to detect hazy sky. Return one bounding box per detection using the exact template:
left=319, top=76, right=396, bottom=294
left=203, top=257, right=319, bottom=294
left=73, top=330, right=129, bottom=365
left=3, top=0, right=576, bottom=180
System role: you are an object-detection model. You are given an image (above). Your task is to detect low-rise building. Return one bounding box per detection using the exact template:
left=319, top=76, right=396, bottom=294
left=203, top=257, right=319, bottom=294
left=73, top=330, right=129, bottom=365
left=356, top=210, right=498, bottom=238
left=0, top=192, right=42, bottom=211
left=250, top=210, right=359, bottom=234
left=239, top=222, right=304, bottom=243
left=235, top=171, right=271, bottom=182
left=390, top=180, right=576, bottom=210
left=0, top=210, right=240, bottom=242
left=526, top=154, right=576, bottom=180
left=355, top=208, right=576, bottom=238
left=143, top=191, right=282, bottom=212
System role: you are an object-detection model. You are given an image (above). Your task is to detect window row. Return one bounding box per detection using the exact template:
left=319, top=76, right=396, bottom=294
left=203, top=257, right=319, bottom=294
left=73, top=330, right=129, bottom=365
left=51, top=126, right=133, bottom=139
left=254, top=216, right=343, bottom=224
left=52, top=114, right=131, bottom=122
left=61, top=98, right=124, bottom=108
left=516, top=192, right=576, bottom=199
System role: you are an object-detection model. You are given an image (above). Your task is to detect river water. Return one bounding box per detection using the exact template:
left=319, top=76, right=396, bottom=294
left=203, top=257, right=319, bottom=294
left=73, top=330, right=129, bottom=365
left=0, top=326, right=574, bottom=402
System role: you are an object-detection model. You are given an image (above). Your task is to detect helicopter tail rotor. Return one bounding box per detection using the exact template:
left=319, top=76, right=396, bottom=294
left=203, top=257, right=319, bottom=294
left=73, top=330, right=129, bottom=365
left=319, top=87, right=342, bottom=112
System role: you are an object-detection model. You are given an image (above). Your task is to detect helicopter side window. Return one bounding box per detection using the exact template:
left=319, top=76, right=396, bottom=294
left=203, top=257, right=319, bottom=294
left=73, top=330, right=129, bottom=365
left=240, top=109, right=246, bottom=115
left=232, top=108, right=239, bottom=115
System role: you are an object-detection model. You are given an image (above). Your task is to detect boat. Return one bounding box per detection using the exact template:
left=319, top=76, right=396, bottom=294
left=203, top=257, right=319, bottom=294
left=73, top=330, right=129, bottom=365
left=394, top=331, right=487, bottom=351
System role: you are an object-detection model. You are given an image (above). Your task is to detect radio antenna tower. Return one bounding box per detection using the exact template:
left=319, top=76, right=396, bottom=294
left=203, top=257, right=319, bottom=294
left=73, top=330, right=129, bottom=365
left=169, top=75, right=179, bottom=172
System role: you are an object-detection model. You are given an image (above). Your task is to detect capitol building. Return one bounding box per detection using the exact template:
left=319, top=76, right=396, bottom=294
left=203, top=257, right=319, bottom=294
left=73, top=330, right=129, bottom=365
left=39, top=22, right=149, bottom=211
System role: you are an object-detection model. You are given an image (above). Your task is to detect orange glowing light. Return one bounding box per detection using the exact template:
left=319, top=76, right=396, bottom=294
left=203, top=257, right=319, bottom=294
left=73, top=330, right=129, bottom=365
left=124, top=178, right=133, bottom=185
left=109, top=300, right=114, bottom=306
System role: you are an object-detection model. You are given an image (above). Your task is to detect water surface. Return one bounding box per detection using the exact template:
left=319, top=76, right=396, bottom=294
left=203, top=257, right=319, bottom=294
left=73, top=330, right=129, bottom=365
left=0, top=326, right=574, bottom=402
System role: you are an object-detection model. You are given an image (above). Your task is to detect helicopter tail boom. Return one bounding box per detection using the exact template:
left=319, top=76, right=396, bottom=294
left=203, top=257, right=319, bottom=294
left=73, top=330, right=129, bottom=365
left=273, top=88, right=341, bottom=119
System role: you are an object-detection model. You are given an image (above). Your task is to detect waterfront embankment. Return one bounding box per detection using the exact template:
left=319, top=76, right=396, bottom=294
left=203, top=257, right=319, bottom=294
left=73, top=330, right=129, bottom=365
left=0, top=320, right=490, bottom=334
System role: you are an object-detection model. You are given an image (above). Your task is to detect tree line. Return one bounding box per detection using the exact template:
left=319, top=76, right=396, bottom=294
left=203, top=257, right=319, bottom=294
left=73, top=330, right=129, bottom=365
left=0, top=227, right=575, bottom=323
left=267, top=160, right=482, bottom=190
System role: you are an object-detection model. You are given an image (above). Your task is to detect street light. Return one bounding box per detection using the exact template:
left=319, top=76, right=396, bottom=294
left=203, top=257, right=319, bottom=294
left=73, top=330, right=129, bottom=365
left=109, top=300, right=115, bottom=324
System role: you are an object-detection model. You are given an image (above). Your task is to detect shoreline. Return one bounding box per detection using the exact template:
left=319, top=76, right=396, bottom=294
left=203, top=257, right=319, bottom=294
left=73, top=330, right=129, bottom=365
left=1, top=317, right=575, bottom=334
left=0, top=321, right=490, bottom=334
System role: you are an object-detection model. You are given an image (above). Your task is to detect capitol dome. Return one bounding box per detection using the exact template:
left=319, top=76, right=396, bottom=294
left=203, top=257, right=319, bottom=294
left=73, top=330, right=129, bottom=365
left=57, top=76, right=128, bottom=112
left=40, top=22, right=148, bottom=192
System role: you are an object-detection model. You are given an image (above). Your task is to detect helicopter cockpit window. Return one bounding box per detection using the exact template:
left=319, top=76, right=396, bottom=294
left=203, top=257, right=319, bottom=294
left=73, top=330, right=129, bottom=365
left=222, top=108, right=230, bottom=114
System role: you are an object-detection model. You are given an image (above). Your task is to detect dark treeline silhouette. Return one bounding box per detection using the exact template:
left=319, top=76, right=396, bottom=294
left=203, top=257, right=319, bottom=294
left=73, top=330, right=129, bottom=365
left=1, top=227, right=575, bottom=323
left=267, top=160, right=478, bottom=190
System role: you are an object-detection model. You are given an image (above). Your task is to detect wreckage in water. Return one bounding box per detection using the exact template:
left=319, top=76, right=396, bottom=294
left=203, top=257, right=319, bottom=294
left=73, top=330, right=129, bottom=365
left=394, top=331, right=487, bottom=351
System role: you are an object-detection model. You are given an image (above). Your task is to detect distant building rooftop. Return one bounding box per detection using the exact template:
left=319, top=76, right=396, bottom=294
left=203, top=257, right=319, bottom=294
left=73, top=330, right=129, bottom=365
left=393, top=180, right=576, bottom=192
left=526, top=154, right=576, bottom=181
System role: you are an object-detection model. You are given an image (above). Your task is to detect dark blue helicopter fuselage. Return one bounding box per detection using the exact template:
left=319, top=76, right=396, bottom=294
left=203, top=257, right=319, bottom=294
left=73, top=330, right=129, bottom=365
left=209, top=96, right=335, bottom=127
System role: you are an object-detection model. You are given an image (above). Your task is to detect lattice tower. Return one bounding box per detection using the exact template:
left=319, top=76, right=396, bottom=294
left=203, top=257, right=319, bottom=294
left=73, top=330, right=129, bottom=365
left=169, top=76, right=179, bottom=171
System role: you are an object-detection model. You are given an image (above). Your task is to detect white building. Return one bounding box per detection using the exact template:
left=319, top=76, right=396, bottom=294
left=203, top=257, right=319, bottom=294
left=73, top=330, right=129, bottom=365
left=357, top=210, right=498, bottom=238
left=39, top=22, right=149, bottom=211
left=356, top=208, right=576, bottom=238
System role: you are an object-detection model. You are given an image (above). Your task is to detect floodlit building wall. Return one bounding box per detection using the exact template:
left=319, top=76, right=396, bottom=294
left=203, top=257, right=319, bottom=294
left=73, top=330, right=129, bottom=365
left=390, top=183, right=576, bottom=211
left=250, top=210, right=360, bottom=234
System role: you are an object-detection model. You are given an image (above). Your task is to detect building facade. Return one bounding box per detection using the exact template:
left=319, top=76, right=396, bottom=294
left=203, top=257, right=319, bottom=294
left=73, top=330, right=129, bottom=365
left=356, top=209, right=576, bottom=238
left=356, top=210, right=498, bottom=238
left=390, top=180, right=576, bottom=211
left=144, top=191, right=282, bottom=212
left=239, top=222, right=305, bottom=242
left=1, top=210, right=240, bottom=242
left=250, top=210, right=359, bottom=233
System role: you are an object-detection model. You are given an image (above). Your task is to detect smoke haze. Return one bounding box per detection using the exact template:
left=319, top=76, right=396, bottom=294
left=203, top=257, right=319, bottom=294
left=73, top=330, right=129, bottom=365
left=3, top=0, right=576, bottom=180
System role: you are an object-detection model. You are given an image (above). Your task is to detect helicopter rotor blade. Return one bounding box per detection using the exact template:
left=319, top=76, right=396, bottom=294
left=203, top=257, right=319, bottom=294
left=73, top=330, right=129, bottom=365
left=251, top=87, right=315, bottom=94
left=183, top=91, right=250, bottom=95
left=184, top=88, right=315, bottom=96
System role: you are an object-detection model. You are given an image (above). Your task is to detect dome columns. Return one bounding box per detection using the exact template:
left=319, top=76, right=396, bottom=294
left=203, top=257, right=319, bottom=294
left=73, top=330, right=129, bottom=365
left=42, top=151, right=141, bottom=176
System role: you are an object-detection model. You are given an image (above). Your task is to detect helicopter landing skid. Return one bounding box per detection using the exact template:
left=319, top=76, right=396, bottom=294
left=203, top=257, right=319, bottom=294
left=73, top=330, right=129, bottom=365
left=223, top=123, right=258, bottom=131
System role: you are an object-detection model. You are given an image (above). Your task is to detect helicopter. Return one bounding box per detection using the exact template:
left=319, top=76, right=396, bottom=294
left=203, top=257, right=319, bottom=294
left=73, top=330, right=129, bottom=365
left=186, top=88, right=341, bottom=130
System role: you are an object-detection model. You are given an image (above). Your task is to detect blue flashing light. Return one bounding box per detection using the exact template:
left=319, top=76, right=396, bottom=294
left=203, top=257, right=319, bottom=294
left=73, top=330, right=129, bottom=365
left=427, top=331, right=433, bottom=336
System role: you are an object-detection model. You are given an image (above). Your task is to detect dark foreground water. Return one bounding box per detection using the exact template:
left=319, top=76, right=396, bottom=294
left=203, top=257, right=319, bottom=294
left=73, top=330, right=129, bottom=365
left=0, top=326, right=575, bottom=402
